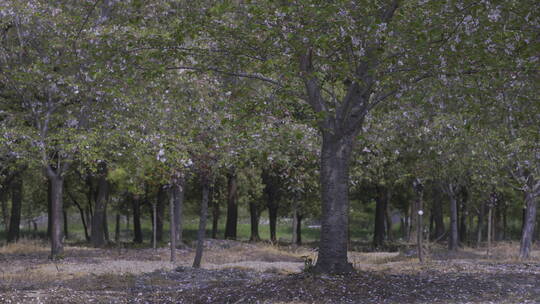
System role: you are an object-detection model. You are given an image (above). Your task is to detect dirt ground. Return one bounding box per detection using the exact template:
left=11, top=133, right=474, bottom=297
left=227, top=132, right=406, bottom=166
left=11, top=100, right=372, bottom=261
left=0, top=239, right=539, bottom=304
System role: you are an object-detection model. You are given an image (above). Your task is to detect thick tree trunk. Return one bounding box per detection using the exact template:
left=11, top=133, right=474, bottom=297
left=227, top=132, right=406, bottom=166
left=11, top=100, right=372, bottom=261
left=373, top=186, right=386, bottom=249
left=156, top=186, right=166, bottom=242
left=7, top=172, right=22, bottom=243
left=91, top=163, right=109, bottom=247
left=224, top=171, right=238, bottom=240
left=132, top=195, right=143, bottom=243
left=519, top=192, right=538, bottom=259
left=408, top=200, right=418, bottom=243
left=313, top=135, right=354, bottom=274
left=48, top=173, right=64, bottom=258
left=249, top=202, right=261, bottom=242
left=448, top=185, right=459, bottom=251
left=173, top=177, right=185, bottom=244
left=193, top=178, right=209, bottom=268
left=385, top=190, right=393, bottom=242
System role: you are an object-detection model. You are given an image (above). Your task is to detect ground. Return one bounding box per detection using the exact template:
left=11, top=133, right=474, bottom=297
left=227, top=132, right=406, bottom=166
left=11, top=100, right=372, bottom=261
left=0, top=239, right=539, bottom=303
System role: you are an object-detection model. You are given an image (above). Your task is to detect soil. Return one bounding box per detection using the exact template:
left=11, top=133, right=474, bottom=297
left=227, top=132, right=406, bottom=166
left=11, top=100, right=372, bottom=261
left=0, top=240, right=539, bottom=303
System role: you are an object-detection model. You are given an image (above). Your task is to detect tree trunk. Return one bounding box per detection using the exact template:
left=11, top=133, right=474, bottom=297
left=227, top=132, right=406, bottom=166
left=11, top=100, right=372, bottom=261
left=448, top=184, right=459, bottom=251
left=459, top=187, right=468, bottom=244
left=47, top=180, right=52, bottom=238
left=211, top=199, right=219, bottom=239
left=173, top=177, right=185, bottom=244
left=7, top=172, right=23, bottom=243
left=224, top=171, right=238, bottom=240
left=487, top=206, right=492, bottom=258
left=249, top=202, right=261, bottom=242
left=292, top=200, right=299, bottom=246
left=132, top=195, right=143, bottom=243
left=152, top=202, right=157, bottom=249
left=103, top=206, right=109, bottom=242
left=373, top=186, right=386, bottom=249
left=262, top=169, right=280, bottom=243
left=432, top=188, right=445, bottom=241
left=91, top=163, right=109, bottom=247
left=169, top=185, right=176, bottom=263
left=385, top=190, right=393, bottom=242
left=115, top=212, right=120, bottom=242
left=313, top=134, right=354, bottom=274
left=193, top=178, right=209, bottom=268
left=70, top=194, right=90, bottom=241
left=296, top=214, right=303, bottom=245
left=408, top=200, right=418, bottom=243
left=48, top=173, right=64, bottom=258
left=0, top=184, right=9, bottom=233
left=519, top=192, right=538, bottom=259
left=476, top=202, right=485, bottom=246
left=63, top=210, right=69, bottom=240
left=156, top=186, right=166, bottom=242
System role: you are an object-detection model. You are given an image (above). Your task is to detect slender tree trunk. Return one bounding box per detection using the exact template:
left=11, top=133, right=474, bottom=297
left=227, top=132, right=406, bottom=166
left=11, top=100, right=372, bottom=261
left=292, top=200, right=299, bottom=246
left=169, top=185, right=176, bottom=263
left=103, top=206, right=109, bottom=242
left=249, top=202, right=261, bottom=242
left=268, top=203, right=278, bottom=243
left=115, top=212, right=120, bottom=242
left=152, top=202, right=157, bottom=249
left=132, top=195, right=143, bottom=243
left=91, top=163, right=108, bottom=247
left=502, top=203, right=508, bottom=241
left=7, top=172, right=23, bottom=243
left=487, top=206, right=492, bottom=258
left=47, top=180, right=52, bottom=238
left=173, top=177, right=185, bottom=244
left=313, top=134, right=354, bottom=274
left=48, top=173, right=64, bottom=258
left=71, top=196, right=90, bottom=241
left=0, top=185, right=9, bottom=233
left=63, top=210, right=68, bottom=240
left=476, top=202, right=485, bottom=246
left=432, top=188, right=445, bottom=241
left=385, top=190, right=393, bottom=242
left=156, top=186, right=166, bottom=242
left=224, top=171, right=238, bottom=240
left=519, top=192, right=538, bottom=259
left=193, top=178, right=209, bottom=268
left=296, top=214, right=303, bottom=245
left=448, top=184, right=459, bottom=251
left=373, top=186, right=386, bottom=249
left=408, top=200, right=418, bottom=243
left=211, top=199, right=219, bottom=239
left=263, top=170, right=280, bottom=243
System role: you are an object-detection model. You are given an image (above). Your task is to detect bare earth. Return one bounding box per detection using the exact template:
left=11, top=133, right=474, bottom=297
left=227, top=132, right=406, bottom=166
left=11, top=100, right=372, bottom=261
left=0, top=239, right=539, bottom=304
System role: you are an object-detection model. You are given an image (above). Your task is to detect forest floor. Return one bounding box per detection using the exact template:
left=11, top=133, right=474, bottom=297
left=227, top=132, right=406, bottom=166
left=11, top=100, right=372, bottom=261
left=0, top=239, right=539, bottom=304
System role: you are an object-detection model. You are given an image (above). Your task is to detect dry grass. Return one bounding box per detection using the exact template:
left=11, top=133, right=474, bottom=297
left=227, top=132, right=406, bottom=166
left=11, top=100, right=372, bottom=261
left=0, top=238, right=48, bottom=255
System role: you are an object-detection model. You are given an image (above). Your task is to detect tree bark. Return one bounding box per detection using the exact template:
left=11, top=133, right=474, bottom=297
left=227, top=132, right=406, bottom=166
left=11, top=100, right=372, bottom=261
left=115, top=212, right=120, bottom=243
left=263, top=169, right=280, bottom=243
left=385, top=190, right=393, bottom=242
left=224, top=170, right=238, bottom=240
left=193, top=177, right=209, bottom=268
left=156, top=185, right=166, bottom=242
left=173, top=176, right=185, bottom=244
left=0, top=184, right=9, bottom=233
left=373, top=186, right=386, bottom=249
left=211, top=199, right=219, bottom=239
left=249, top=201, right=261, bottom=242
left=169, top=185, right=176, bottom=263
left=63, top=210, right=68, bottom=240
left=476, top=201, right=485, bottom=246
left=292, top=200, right=299, bottom=246
left=459, top=187, right=468, bottom=244
left=448, top=184, right=459, bottom=251
left=47, top=180, right=52, bottom=238
left=7, top=172, right=22, bottom=243
left=313, top=134, right=354, bottom=274
left=131, top=194, right=143, bottom=243
left=48, top=173, right=64, bottom=258
left=432, top=187, right=445, bottom=241
left=91, top=163, right=108, bottom=247
left=519, top=192, right=538, bottom=259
